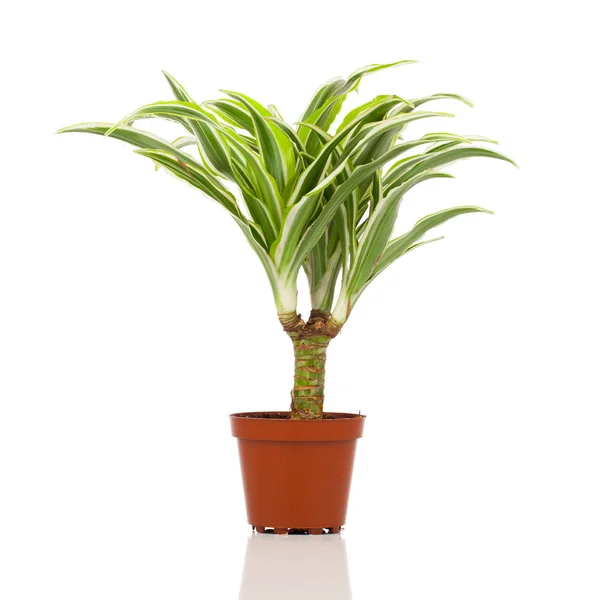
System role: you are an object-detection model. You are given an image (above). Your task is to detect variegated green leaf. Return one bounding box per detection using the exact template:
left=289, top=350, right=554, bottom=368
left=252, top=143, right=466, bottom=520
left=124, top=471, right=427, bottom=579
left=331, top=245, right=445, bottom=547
left=133, top=148, right=240, bottom=216
left=346, top=172, right=454, bottom=297
left=287, top=95, right=414, bottom=208
left=299, top=61, right=415, bottom=156
left=372, top=206, right=493, bottom=279
left=223, top=91, right=296, bottom=193
left=171, top=135, right=197, bottom=150
left=108, top=100, right=285, bottom=226
left=344, top=111, right=454, bottom=157
left=56, top=123, right=240, bottom=212
left=337, top=95, right=411, bottom=133
left=384, top=145, right=517, bottom=191
left=162, top=72, right=233, bottom=178
left=284, top=139, right=432, bottom=279
left=203, top=99, right=256, bottom=134
left=345, top=60, right=417, bottom=85
left=230, top=215, right=297, bottom=314
left=300, top=77, right=346, bottom=124
left=310, top=245, right=342, bottom=312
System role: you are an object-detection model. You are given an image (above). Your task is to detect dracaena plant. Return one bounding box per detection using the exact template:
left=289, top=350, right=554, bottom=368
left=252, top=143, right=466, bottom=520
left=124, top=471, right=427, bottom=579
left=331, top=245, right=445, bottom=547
left=58, top=61, right=516, bottom=419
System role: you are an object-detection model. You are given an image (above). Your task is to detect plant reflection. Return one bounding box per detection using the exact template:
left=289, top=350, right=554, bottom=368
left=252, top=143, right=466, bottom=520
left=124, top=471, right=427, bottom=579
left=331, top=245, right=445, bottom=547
left=239, top=531, right=352, bottom=599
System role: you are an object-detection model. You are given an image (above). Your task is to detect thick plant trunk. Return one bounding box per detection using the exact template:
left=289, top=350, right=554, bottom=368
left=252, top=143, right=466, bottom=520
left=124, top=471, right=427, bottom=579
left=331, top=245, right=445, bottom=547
left=290, top=333, right=331, bottom=419
left=279, top=310, right=342, bottom=420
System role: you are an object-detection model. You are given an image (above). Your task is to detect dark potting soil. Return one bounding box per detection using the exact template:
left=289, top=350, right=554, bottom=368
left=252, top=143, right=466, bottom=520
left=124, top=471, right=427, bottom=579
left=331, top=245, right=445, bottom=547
left=234, top=411, right=342, bottom=420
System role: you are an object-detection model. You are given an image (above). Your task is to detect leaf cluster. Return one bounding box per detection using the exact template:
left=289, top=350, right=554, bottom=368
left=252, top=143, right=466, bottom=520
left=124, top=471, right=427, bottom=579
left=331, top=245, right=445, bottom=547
left=58, top=62, right=516, bottom=323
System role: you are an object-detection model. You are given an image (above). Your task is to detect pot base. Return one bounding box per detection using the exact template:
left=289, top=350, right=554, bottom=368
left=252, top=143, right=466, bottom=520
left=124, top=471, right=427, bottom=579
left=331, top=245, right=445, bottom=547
left=252, top=525, right=342, bottom=535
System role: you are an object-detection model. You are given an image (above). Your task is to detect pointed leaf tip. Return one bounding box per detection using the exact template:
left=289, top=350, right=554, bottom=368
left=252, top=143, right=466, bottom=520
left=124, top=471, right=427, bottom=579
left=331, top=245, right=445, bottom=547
left=388, top=59, right=419, bottom=66
left=161, top=70, right=175, bottom=84
left=161, top=70, right=177, bottom=82
left=498, top=153, right=518, bottom=168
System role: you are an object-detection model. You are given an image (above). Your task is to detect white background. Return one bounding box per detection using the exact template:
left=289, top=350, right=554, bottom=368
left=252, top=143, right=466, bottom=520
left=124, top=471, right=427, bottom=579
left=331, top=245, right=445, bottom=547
left=1, top=1, right=596, bottom=598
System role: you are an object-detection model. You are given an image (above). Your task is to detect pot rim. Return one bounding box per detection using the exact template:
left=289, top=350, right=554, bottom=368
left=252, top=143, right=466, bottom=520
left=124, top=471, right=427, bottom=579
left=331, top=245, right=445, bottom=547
left=230, top=411, right=365, bottom=421
left=230, top=411, right=366, bottom=442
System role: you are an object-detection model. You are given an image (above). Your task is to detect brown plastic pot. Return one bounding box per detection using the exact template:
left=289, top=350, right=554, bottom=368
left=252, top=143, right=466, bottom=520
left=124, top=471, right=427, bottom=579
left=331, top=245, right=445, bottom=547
left=230, top=412, right=365, bottom=534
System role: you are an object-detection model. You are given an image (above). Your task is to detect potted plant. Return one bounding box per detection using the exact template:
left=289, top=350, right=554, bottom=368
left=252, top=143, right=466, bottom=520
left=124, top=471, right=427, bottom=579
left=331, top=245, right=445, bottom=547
left=58, top=61, right=515, bottom=535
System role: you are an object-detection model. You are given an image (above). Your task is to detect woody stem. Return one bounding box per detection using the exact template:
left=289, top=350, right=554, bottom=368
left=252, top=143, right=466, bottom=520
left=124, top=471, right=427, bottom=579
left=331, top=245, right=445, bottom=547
left=289, top=333, right=331, bottom=419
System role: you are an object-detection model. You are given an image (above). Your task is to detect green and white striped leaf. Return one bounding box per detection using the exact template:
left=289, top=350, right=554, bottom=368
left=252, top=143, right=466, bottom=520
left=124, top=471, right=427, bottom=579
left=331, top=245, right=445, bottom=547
left=287, top=95, right=416, bottom=208
left=346, top=172, right=454, bottom=297
left=239, top=188, right=278, bottom=248
left=108, top=100, right=285, bottom=226
left=203, top=99, right=255, bottom=134
left=373, top=206, right=493, bottom=279
left=310, top=245, right=342, bottom=312
left=346, top=60, right=417, bottom=85
left=283, top=139, right=433, bottom=279
left=384, top=145, right=517, bottom=191
left=162, top=72, right=233, bottom=178
left=56, top=122, right=240, bottom=214
left=133, top=148, right=240, bottom=216
left=337, top=95, right=411, bottom=134
left=300, top=77, right=346, bottom=124
left=223, top=91, right=297, bottom=193
left=298, top=61, right=415, bottom=155
left=230, top=215, right=296, bottom=313
left=344, top=111, right=453, bottom=157
left=171, top=135, right=197, bottom=150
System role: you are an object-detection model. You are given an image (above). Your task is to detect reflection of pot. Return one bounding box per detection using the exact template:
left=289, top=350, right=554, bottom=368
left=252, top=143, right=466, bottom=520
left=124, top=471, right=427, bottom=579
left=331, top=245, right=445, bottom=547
left=239, top=532, right=352, bottom=600
left=231, top=412, right=365, bottom=533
